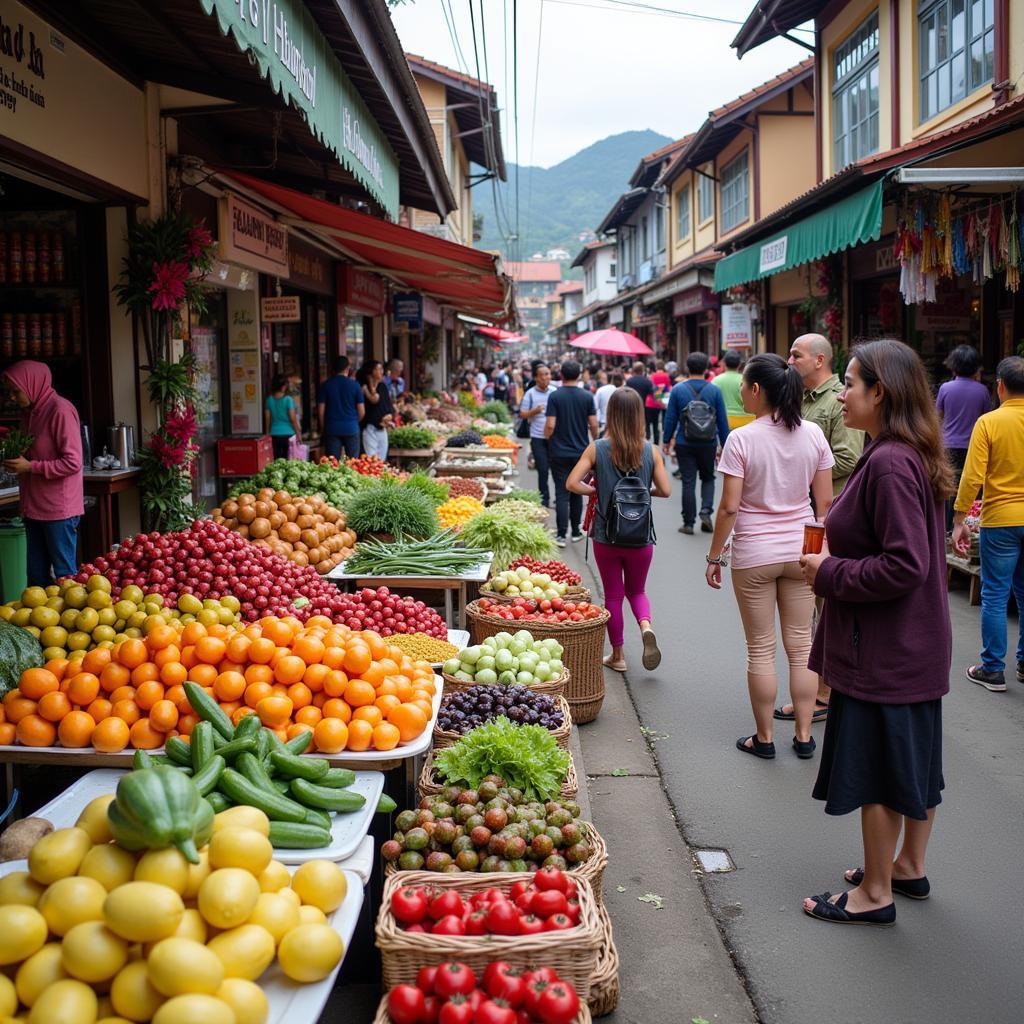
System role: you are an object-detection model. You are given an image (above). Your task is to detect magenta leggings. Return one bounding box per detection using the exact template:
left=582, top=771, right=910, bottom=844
left=591, top=540, right=654, bottom=646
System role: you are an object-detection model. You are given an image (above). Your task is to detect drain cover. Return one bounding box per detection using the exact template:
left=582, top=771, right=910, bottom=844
left=694, top=848, right=735, bottom=873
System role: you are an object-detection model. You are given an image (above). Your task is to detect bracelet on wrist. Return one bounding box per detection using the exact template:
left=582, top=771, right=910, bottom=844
left=706, top=554, right=725, bottom=566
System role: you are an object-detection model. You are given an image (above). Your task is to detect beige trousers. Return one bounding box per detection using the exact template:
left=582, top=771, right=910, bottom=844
left=731, top=561, right=816, bottom=674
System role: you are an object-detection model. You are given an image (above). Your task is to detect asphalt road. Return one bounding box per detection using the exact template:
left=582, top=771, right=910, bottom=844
left=527, top=458, right=1024, bottom=1024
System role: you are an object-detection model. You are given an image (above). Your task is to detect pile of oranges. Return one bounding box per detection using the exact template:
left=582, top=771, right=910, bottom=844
left=0, top=615, right=438, bottom=753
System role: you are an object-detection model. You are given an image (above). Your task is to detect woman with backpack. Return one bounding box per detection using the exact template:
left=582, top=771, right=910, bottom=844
left=567, top=387, right=672, bottom=673
left=703, top=354, right=835, bottom=760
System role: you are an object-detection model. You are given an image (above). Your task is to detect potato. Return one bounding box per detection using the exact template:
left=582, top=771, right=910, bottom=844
left=0, top=818, right=53, bottom=863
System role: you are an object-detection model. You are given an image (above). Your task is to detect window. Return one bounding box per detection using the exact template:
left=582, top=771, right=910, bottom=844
left=919, top=0, right=994, bottom=122
left=641, top=216, right=649, bottom=258
left=676, top=184, right=691, bottom=241
left=832, top=11, right=880, bottom=170
left=609, top=262, right=616, bottom=280
left=720, top=150, right=749, bottom=233
left=697, top=169, right=714, bottom=224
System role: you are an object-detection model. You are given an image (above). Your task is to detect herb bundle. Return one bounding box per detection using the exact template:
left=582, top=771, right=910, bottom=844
left=387, top=425, right=437, bottom=450
left=458, top=508, right=555, bottom=571
left=344, top=477, right=439, bottom=539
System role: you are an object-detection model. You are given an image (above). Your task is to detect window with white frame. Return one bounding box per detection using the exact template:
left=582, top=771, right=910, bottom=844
left=697, top=170, right=714, bottom=224
left=676, top=184, right=691, bottom=241
left=720, top=151, right=749, bottom=233
left=832, top=11, right=880, bottom=170
left=919, top=0, right=994, bottom=122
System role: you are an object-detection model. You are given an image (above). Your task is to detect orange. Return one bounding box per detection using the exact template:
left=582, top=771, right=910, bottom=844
left=57, top=711, right=96, bottom=748
left=242, top=623, right=263, bottom=641
left=16, top=714, right=56, bottom=747
left=129, top=718, right=164, bottom=749
left=86, top=698, right=113, bottom=723
left=371, top=722, right=401, bottom=751
left=313, top=718, right=348, bottom=754
left=225, top=634, right=252, bottom=664
left=374, top=694, right=401, bottom=716
left=81, top=648, right=112, bottom=677
left=37, top=690, right=71, bottom=723
left=244, top=682, right=274, bottom=709
left=117, top=638, right=148, bottom=670
left=130, top=663, right=160, bottom=687
left=388, top=703, right=429, bottom=743
left=312, top=692, right=327, bottom=709
left=109, top=685, right=137, bottom=705
left=0, top=723, right=15, bottom=744
left=352, top=705, right=383, bottom=728
left=187, top=663, right=218, bottom=687
left=377, top=658, right=400, bottom=676
left=248, top=637, right=277, bottom=664
left=99, top=662, right=131, bottom=693
left=244, top=664, right=274, bottom=687
left=273, top=656, right=306, bottom=687
left=180, top=622, right=208, bottom=648
left=111, top=700, right=141, bottom=726
left=286, top=683, right=312, bottom=710
left=164, top=684, right=189, bottom=713
left=5, top=697, right=37, bottom=724
left=219, top=700, right=241, bottom=718
left=91, top=716, right=130, bottom=752
left=270, top=683, right=289, bottom=698
left=322, top=670, right=349, bottom=698
left=19, top=668, right=59, bottom=701
left=66, top=672, right=100, bottom=707
left=177, top=713, right=198, bottom=736
left=411, top=700, right=434, bottom=720
left=153, top=644, right=182, bottom=668
left=375, top=676, right=398, bottom=698
left=321, top=647, right=346, bottom=671
left=286, top=722, right=313, bottom=743
left=295, top=705, right=322, bottom=727
left=3, top=688, right=21, bottom=706
left=303, top=663, right=330, bottom=693
left=261, top=618, right=294, bottom=647
left=362, top=631, right=389, bottom=661
left=342, top=644, right=371, bottom=677
left=230, top=706, right=254, bottom=727
left=214, top=671, right=247, bottom=703
left=194, top=636, right=227, bottom=665
left=321, top=698, right=351, bottom=723
left=0, top=705, right=6, bottom=724
left=291, top=636, right=325, bottom=666
left=160, top=661, right=188, bottom=687
left=360, top=663, right=386, bottom=689
left=180, top=645, right=198, bottom=670
left=343, top=679, right=375, bottom=709
left=207, top=622, right=230, bottom=639
left=44, top=658, right=70, bottom=682
left=256, top=695, right=293, bottom=728
left=148, top=699, right=179, bottom=733
left=345, top=718, right=373, bottom=752
left=145, top=624, right=177, bottom=651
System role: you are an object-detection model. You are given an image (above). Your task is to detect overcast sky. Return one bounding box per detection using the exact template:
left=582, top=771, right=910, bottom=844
left=390, top=0, right=813, bottom=169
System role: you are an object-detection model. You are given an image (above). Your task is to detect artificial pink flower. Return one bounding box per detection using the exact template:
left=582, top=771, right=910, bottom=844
left=187, top=224, right=213, bottom=261
left=149, top=261, right=190, bottom=311
left=164, top=405, right=198, bottom=444
left=149, top=434, right=187, bottom=469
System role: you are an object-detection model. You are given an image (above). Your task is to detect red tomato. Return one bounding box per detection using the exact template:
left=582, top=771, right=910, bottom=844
left=517, top=914, right=545, bottom=935
left=432, top=914, right=466, bottom=936
left=533, top=867, right=569, bottom=892
left=464, top=909, right=490, bottom=936
left=392, top=886, right=429, bottom=925
left=485, top=900, right=521, bottom=936
left=428, top=890, right=465, bottom=921
left=438, top=995, right=475, bottom=1024
left=530, top=890, right=569, bottom=919
left=433, top=962, right=477, bottom=1000
left=387, top=984, right=426, bottom=1024
left=536, top=982, right=580, bottom=1024
left=416, top=966, right=438, bottom=995
left=473, top=999, right=517, bottom=1024
left=543, top=913, right=575, bottom=932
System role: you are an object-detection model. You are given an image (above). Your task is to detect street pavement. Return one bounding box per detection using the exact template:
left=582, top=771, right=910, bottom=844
left=538, top=459, right=1024, bottom=1024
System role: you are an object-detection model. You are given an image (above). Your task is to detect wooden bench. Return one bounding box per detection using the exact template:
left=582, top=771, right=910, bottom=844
left=947, top=552, right=982, bottom=605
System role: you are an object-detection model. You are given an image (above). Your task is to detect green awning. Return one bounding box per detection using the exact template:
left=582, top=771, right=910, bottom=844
left=713, top=180, right=884, bottom=291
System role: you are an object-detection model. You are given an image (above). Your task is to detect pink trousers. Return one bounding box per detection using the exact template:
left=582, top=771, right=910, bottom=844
left=592, top=540, right=654, bottom=646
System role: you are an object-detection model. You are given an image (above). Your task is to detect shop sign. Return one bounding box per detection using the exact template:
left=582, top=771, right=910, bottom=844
left=338, top=264, right=386, bottom=316
left=393, top=292, right=423, bottom=330
left=915, top=278, right=971, bottom=331
left=672, top=286, right=716, bottom=318
left=287, top=237, right=332, bottom=295
left=608, top=304, right=624, bottom=325
left=261, top=295, right=302, bottom=323
left=759, top=236, right=788, bottom=274
left=0, top=0, right=147, bottom=199
left=422, top=296, right=441, bottom=326
left=219, top=194, right=289, bottom=275
left=632, top=304, right=660, bottom=327
left=721, top=303, right=753, bottom=348
left=199, top=0, right=399, bottom=217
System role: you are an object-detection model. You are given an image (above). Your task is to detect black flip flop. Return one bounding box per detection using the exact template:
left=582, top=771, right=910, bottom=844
left=845, top=868, right=930, bottom=900
left=773, top=699, right=829, bottom=722
left=792, top=736, right=816, bottom=759
left=803, top=891, right=895, bottom=927
left=736, top=735, right=775, bottom=759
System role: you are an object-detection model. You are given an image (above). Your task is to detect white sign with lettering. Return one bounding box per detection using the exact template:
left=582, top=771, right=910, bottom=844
left=721, top=303, right=753, bottom=349
left=759, top=236, right=788, bottom=275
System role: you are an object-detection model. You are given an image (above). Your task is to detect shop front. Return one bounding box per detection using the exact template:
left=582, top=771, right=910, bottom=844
left=671, top=286, right=720, bottom=359
left=337, top=265, right=387, bottom=373
left=392, top=292, right=443, bottom=393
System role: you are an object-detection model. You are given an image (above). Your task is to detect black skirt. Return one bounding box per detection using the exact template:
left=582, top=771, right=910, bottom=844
left=812, top=689, right=944, bottom=821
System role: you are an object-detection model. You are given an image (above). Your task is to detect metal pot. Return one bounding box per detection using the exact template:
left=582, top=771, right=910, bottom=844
left=108, top=423, right=135, bottom=468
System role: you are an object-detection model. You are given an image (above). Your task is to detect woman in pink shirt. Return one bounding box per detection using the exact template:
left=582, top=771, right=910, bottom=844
left=704, top=353, right=834, bottom=759
left=2, top=361, right=84, bottom=585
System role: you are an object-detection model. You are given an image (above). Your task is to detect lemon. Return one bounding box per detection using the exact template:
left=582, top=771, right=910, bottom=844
left=134, top=848, right=190, bottom=895
left=212, top=806, right=269, bottom=838
left=103, top=882, right=184, bottom=943
left=0, top=604, right=14, bottom=622
left=144, top=592, right=164, bottom=608
left=247, top=892, right=299, bottom=944
left=147, top=937, right=224, bottom=997
left=0, top=973, right=15, bottom=1016
left=208, top=828, right=272, bottom=875
left=86, top=574, right=112, bottom=593
left=25, top=624, right=41, bottom=638
left=60, top=608, right=79, bottom=629
left=207, top=924, right=275, bottom=980
left=29, top=606, right=60, bottom=629
left=78, top=844, right=136, bottom=892
left=217, top=978, right=267, bottom=1024
left=28, top=827, right=91, bottom=885
left=14, top=943, right=65, bottom=1007
left=152, top=993, right=235, bottom=1024
left=11, top=607, right=32, bottom=626
left=177, top=595, right=202, bottom=616
left=21, top=587, right=47, bottom=609
left=198, top=869, right=259, bottom=930
left=182, top=850, right=211, bottom=901
left=68, top=648, right=86, bottom=662
left=171, top=908, right=207, bottom=945
left=74, top=794, right=116, bottom=843
left=277, top=885, right=301, bottom=908
left=110, top=960, right=165, bottom=1022
left=65, top=630, right=91, bottom=651
left=40, top=627, right=69, bottom=649
left=73, top=607, right=99, bottom=633
left=291, top=859, right=347, bottom=913
left=27, top=977, right=97, bottom=1024
left=255, top=859, right=290, bottom=893
left=0, top=904, right=48, bottom=966
left=63, top=586, right=88, bottom=609
left=87, top=590, right=112, bottom=610
left=113, top=600, right=137, bottom=621
left=297, top=904, right=327, bottom=926
left=121, top=585, right=144, bottom=604
left=61, top=920, right=128, bottom=983
left=277, top=922, right=343, bottom=982
left=0, top=870, right=45, bottom=907
left=92, top=625, right=116, bottom=643
left=38, top=875, right=107, bottom=935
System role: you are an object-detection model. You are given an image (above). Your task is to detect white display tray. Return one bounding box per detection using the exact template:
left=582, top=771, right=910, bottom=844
left=336, top=834, right=374, bottom=886
left=431, top=628, right=472, bottom=669
left=0, top=859, right=363, bottom=1024
left=29, top=767, right=382, bottom=864
left=327, top=557, right=493, bottom=583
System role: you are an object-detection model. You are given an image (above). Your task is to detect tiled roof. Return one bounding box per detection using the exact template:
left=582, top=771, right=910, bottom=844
left=556, top=281, right=583, bottom=294
left=405, top=54, right=492, bottom=94
left=642, top=135, right=693, bottom=163
left=571, top=239, right=615, bottom=267
left=505, top=261, right=563, bottom=282
left=709, top=57, right=814, bottom=120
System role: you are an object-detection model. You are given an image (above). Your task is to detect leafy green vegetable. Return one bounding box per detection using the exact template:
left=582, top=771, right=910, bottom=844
left=479, top=401, right=512, bottom=424
left=228, top=459, right=373, bottom=510
left=434, top=716, right=570, bottom=800
left=503, top=489, right=542, bottom=505
left=402, top=471, right=450, bottom=507
left=387, top=425, right=437, bottom=450
left=344, top=477, right=439, bottom=539
left=478, top=425, right=511, bottom=437
left=0, top=429, right=34, bottom=461
left=0, top=619, right=43, bottom=696
left=490, top=499, right=548, bottom=524
left=459, top=509, right=555, bottom=571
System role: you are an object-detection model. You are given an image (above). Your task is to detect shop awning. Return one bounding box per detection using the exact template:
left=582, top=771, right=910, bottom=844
left=474, top=326, right=528, bottom=343
left=713, top=181, right=884, bottom=292
left=218, top=171, right=512, bottom=321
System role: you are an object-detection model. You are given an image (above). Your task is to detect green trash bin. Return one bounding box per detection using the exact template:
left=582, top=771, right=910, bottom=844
left=0, top=518, right=27, bottom=604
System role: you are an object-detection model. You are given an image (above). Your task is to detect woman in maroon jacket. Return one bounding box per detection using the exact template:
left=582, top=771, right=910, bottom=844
left=799, top=340, right=953, bottom=927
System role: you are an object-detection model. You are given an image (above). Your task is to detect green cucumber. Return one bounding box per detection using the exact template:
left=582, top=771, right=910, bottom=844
left=254, top=728, right=272, bottom=764
left=164, top=736, right=192, bottom=766
left=171, top=765, right=193, bottom=776
left=376, top=793, right=398, bottom=814
left=270, top=778, right=290, bottom=795
left=184, top=682, right=234, bottom=740
left=302, top=807, right=333, bottom=830
left=205, top=791, right=232, bottom=813
left=269, top=750, right=328, bottom=781
left=235, top=751, right=278, bottom=793
left=191, top=721, right=215, bottom=772
left=317, top=768, right=356, bottom=789
left=232, top=713, right=262, bottom=740
left=283, top=730, right=313, bottom=755
left=265, top=729, right=285, bottom=751
left=211, top=736, right=257, bottom=764
left=191, top=754, right=225, bottom=797
left=218, top=769, right=309, bottom=823
left=268, top=821, right=331, bottom=849
left=132, top=750, right=154, bottom=771
left=289, top=778, right=366, bottom=813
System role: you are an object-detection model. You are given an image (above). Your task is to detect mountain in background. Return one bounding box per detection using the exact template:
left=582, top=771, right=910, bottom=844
left=475, top=129, right=673, bottom=269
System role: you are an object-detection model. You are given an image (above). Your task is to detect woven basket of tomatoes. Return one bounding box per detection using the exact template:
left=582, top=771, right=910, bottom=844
left=587, top=903, right=620, bottom=1017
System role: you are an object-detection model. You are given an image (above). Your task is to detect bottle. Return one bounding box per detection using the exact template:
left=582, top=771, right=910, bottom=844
left=9, top=231, right=22, bottom=284
left=23, top=232, right=36, bottom=285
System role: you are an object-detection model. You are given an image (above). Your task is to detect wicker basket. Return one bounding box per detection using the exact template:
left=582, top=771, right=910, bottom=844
left=384, top=821, right=609, bottom=903
left=467, top=601, right=608, bottom=724
left=374, top=998, right=593, bottom=1024
left=442, top=667, right=568, bottom=699
left=376, top=871, right=602, bottom=997
left=432, top=695, right=573, bottom=750
left=588, top=903, right=620, bottom=1017
left=418, top=749, right=578, bottom=800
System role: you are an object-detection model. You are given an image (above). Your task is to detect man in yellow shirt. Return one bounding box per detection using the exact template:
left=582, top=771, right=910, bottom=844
left=952, top=356, right=1024, bottom=692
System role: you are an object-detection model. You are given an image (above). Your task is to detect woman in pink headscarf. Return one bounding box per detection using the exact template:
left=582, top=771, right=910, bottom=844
left=2, top=361, right=84, bottom=585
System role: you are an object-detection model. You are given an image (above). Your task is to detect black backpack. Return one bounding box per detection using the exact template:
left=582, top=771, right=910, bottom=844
left=682, top=381, right=717, bottom=442
left=605, top=473, right=655, bottom=547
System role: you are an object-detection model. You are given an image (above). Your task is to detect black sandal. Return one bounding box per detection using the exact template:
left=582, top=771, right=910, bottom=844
left=792, top=736, right=816, bottom=759
left=803, top=891, right=895, bottom=927
left=844, top=868, right=930, bottom=900
left=773, top=699, right=829, bottom=722
left=736, top=735, right=775, bottom=759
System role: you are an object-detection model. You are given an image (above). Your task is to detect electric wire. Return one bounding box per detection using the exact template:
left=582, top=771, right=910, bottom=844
left=523, top=0, right=545, bottom=259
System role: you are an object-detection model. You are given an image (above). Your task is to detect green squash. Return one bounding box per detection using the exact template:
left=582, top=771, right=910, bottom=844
left=0, top=618, right=43, bottom=697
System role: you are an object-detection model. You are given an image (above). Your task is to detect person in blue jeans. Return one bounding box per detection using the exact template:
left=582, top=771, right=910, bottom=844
left=663, top=351, right=729, bottom=535
left=952, top=356, right=1024, bottom=691
left=520, top=363, right=554, bottom=507
left=317, top=356, right=365, bottom=460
